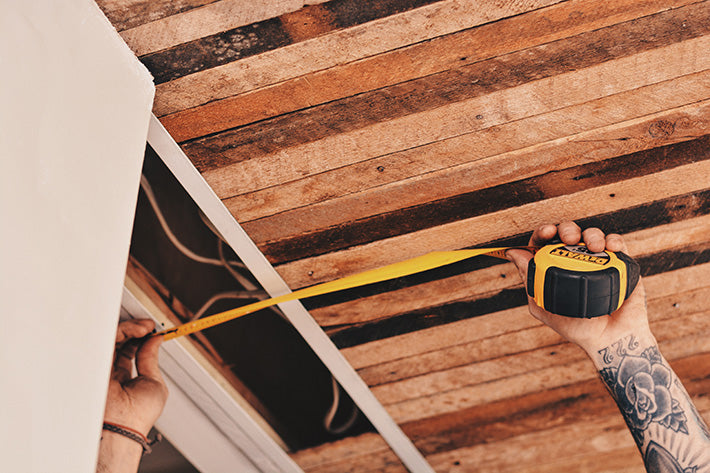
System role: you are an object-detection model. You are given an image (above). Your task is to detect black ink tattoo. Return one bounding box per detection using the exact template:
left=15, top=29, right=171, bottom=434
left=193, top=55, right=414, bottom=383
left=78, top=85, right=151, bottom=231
left=598, top=334, right=640, bottom=366
left=598, top=338, right=699, bottom=472
left=645, top=442, right=697, bottom=473
left=600, top=345, right=688, bottom=446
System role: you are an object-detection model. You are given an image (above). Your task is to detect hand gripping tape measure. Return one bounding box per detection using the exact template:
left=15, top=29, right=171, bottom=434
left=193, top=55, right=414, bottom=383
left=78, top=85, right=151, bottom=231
left=155, top=242, right=640, bottom=341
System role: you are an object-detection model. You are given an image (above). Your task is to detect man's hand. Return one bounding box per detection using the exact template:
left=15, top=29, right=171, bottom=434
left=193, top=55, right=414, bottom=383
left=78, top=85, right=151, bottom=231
left=97, top=319, right=168, bottom=473
left=506, top=221, right=652, bottom=356
left=507, top=223, right=710, bottom=470
left=104, top=319, right=168, bottom=436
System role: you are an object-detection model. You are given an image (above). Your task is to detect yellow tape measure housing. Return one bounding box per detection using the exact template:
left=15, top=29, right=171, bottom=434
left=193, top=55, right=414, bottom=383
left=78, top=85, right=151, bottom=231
left=527, top=244, right=640, bottom=318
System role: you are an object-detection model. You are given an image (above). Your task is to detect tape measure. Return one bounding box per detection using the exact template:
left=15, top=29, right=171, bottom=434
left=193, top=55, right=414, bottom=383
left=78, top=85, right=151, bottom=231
left=155, top=243, right=640, bottom=340
left=527, top=243, right=640, bottom=318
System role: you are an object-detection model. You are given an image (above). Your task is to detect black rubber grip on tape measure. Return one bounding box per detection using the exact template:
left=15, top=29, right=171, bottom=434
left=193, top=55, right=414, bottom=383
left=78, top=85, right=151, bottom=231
left=526, top=253, right=640, bottom=318
left=616, top=251, right=641, bottom=300
left=544, top=266, right=621, bottom=318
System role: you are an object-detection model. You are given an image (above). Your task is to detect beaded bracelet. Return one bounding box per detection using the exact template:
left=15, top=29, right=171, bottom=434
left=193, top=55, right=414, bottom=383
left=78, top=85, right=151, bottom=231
left=102, top=422, right=152, bottom=455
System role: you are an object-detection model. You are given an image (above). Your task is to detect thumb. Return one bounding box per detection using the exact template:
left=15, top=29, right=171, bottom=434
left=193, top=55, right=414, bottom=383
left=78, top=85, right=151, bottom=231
left=505, top=249, right=534, bottom=280
left=135, top=335, right=164, bottom=383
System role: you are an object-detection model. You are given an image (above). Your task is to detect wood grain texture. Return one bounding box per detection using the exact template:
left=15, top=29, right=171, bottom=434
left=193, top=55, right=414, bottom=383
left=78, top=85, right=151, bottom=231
left=338, top=258, right=710, bottom=372
left=327, top=238, right=710, bottom=349
left=141, top=0, right=445, bottom=84
left=160, top=0, right=699, bottom=142
left=291, top=374, right=710, bottom=472
left=344, top=217, right=710, bottom=386
left=194, top=2, right=710, bottom=185
left=302, top=211, right=710, bottom=320
left=95, top=0, right=216, bottom=31
left=291, top=347, right=710, bottom=471
left=261, top=134, right=710, bottom=264
left=234, top=98, right=710, bottom=233
left=314, top=221, right=710, bottom=348
left=277, top=159, right=710, bottom=288
left=378, top=313, right=710, bottom=420
left=405, top=352, right=710, bottom=452
left=202, top=42, right=710, bottom=202
left=152, top=0, right=564, bottom=116
left=120, top=0, right=316, bottom=57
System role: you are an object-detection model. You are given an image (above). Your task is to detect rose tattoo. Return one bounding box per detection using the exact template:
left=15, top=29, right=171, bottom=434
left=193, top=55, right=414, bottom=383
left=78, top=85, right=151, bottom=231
left=617, top=355, right=673, bottom=429
left=600, top=347, right=688, bottom=445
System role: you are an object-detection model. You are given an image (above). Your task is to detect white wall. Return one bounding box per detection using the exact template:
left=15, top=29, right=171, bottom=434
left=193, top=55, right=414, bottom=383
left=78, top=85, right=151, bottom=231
left=0, top=1, right=154, bottom=471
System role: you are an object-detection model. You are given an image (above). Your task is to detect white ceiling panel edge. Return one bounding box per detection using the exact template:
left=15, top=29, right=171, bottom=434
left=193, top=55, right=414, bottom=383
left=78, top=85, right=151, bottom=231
left=146, top=115, right=435, bottom=473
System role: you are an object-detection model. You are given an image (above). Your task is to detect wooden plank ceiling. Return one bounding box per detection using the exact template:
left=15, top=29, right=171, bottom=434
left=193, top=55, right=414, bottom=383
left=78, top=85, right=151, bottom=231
left=99, top=0, right=710, bottom=471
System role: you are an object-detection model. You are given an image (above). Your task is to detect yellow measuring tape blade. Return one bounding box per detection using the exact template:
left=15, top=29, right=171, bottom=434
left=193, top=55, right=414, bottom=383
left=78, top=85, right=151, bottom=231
left=157, top=246, right=533, bottom=341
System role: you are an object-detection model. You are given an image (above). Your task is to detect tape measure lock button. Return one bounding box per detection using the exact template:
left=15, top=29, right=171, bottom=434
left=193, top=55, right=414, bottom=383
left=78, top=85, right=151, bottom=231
left=526, top=243, right=640, bottom=318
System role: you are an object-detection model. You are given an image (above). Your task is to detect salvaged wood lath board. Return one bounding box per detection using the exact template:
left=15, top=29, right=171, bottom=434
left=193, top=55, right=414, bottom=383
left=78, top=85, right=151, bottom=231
left=99, top=0, right=710, bottom=470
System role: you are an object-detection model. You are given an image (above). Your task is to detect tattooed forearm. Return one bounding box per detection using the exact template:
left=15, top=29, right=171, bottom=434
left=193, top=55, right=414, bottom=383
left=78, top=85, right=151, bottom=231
left=596, top=337, right=710, bottom=472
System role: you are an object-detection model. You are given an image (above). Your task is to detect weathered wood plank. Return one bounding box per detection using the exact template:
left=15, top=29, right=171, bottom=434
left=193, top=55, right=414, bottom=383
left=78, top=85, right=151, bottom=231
left=374, top=342, right=588, bottom=405
left=141, top=0, right=445, bottom=84
left=356, top=271, right=710, bottom=388
left=314, top=262, right=522, bottom=329
left=261, top=134, right=710, bottom=264
left=142, top=18, right=292, bottom=84
left=290, top=432, right=391, bottom=469
left=424, top=405, right=710, bottom=473
left=291, top=362, right=710, bottom=472
left=623, top=213, right=710, bottom=257
left=202, top=40, right=710, bottom=201
left=507, top=448, right=644, bottom=473
left=511, top=449, right=645, bottom=473
left=403, top=377, right=617, bottom=454
left=339, top=259, right=710, bottom=371
left=153, top=0, right=563, bottom=116
left=192, top=4, right=710, bottom=181
left=290, top=432, right=402, bottom=471
left=406, top=364, right=707, bottom=461
left=436, top=418, right=634, bottom=473
left=343, top=305, right=534, bottom=368
left=425, top=399, right=710, bottom=473
left=385, top=326, right=710, bottom=424
left=160, top=0, right=699, bottom=141
left=329, top=238, right=710, bottom=348
left=309, top=213, right=710, bottom=334
left=113, top=0, right=710, bottom=467
left=231, top=97, right=710, bottom=230
left=120, top=0, right=318, bottom=57
left=95, top=0, right=216, bottom=31
left=372, top=308, right=710, bottom=410
left=276, top=158, right=710, bottom=288
left=302, top=448, right=407, bottom=473
left=361, top=323, right=562, bottom=387
left=408, top=386, right=649, bottom=472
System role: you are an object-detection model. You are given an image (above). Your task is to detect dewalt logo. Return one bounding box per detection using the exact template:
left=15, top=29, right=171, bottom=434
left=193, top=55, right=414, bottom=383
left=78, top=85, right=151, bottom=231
left=549, top=247, right=610, bottom=265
